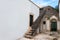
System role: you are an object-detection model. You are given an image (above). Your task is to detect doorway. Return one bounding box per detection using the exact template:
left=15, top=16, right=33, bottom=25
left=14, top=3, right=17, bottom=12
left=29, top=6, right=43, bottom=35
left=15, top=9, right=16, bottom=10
left=51, top=19, right=57, bottom=32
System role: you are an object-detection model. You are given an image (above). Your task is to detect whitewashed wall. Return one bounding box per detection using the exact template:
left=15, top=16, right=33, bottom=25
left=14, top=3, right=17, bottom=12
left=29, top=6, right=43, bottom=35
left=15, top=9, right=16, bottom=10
left=0, top=0, right=39, bottom=40
left=30, top=1, right=39, bottom=21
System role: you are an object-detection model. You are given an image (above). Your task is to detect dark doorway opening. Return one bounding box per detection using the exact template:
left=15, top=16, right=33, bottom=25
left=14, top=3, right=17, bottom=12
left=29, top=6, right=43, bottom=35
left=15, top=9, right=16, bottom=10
left=51, top=19, right=57, bottom=32
left=30, top=15, right=33, bottom=26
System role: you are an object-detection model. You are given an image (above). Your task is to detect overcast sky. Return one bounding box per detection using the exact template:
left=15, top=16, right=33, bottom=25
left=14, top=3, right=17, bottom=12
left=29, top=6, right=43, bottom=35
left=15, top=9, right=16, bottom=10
left=32, top=0, right=59, bottom=8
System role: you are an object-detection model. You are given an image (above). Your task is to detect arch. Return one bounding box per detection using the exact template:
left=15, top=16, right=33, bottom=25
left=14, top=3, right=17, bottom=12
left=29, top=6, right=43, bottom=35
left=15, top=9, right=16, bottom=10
left=50, top=16, right=58, bottom=21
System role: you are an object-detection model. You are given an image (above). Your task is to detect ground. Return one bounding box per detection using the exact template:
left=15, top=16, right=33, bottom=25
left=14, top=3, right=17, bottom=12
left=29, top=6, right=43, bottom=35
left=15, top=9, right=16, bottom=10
left=18, top=33, right=60, bottom=40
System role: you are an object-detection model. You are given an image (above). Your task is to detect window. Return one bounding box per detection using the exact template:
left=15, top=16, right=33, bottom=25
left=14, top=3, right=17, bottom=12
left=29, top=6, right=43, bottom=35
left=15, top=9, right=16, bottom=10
left=30, top=15, right=33, bottom=26
left=43, top=21, right=46, bottom=24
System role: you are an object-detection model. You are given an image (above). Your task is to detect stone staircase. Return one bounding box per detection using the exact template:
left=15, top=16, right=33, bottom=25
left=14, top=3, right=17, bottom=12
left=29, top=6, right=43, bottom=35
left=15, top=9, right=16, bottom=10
left=24, top=27, right=36, bottom=39
left=24, top=10, right=46, bottom=39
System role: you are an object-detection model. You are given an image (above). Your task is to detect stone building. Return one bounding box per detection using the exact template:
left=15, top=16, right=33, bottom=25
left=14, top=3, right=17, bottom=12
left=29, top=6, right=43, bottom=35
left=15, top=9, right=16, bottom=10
left=24, top=6, right=60, bottom=40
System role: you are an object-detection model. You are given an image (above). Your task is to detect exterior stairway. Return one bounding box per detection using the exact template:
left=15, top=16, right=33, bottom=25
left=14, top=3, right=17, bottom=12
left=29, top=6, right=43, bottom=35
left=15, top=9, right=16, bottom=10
left=24, top=10, right=46, bottom=39
left=24, top=28, right=36, bottom=39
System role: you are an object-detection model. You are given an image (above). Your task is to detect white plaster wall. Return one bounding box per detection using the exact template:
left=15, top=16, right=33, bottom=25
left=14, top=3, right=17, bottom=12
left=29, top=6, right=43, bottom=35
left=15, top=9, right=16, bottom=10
left=42, top=18, right=46, bottom=31
left=57, top=21, right=60, bottom=30
left=30, top=2, right=39, bottom=21
left=40, top=17, right=47, bottom=32
left=0, top=0, right=39, bottom=40
left=46, top=20, right=50, bottom=31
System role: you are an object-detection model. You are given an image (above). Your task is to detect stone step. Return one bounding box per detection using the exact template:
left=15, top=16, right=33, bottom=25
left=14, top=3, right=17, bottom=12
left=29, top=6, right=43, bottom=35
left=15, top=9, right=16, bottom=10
left=24, top=35, right=33, bottom=39
left=30, top=29, right=35, bottom=31
left=24, top=29, right=35, bottom=39
left=29, top=31, right=33, bottom=33
left=25, top=33, right=32, bottom=35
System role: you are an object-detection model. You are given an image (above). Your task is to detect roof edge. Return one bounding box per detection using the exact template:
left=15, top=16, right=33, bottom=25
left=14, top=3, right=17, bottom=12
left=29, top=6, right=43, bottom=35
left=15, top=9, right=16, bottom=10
left=29, top=0, right=40, bottom=8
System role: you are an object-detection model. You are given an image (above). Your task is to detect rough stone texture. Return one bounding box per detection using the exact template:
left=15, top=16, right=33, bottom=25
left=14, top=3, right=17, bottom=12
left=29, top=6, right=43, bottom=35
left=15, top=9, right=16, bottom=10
left=18, top=34, right=59, bottom=40
left=24, top=6, right=59, bottom=39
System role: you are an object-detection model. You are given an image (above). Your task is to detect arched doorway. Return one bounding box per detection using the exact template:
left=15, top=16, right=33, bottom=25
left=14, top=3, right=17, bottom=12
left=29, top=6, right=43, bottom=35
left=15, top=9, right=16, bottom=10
left=50, top=19, right=57, bottom=32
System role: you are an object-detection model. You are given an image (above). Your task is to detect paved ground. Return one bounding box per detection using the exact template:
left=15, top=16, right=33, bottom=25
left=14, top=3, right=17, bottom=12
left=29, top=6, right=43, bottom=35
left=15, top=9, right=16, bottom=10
left=18, top=34, right=57, bottom=40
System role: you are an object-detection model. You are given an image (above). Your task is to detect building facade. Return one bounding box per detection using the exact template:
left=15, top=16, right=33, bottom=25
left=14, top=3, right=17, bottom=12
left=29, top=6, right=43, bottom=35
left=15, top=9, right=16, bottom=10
left=24, top=6, right=60, bottom=40
left=0, top=0, right=39, bottom=40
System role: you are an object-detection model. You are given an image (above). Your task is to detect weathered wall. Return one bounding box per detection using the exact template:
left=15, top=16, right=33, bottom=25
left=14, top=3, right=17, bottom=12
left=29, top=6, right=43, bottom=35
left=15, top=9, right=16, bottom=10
left=46, top=20, right=50, bottom=31
left=0, top=0, right=39, bottom=40
left=40, top=15, right=59, bottom=32
left=59, top=3, right=60, bottom=17
left=57, top=21, right=60, bottom=31
left=40, top=17, right=47, bottom=32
